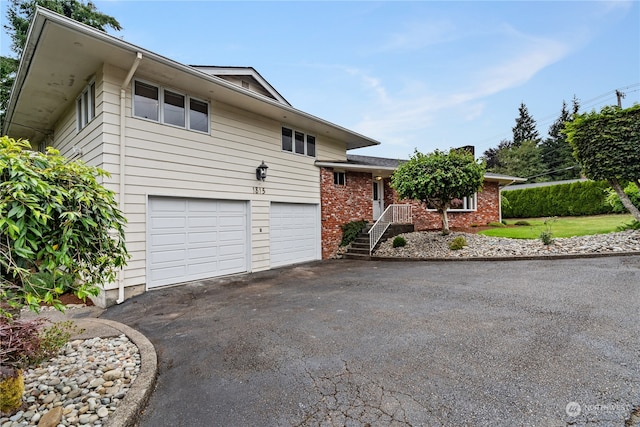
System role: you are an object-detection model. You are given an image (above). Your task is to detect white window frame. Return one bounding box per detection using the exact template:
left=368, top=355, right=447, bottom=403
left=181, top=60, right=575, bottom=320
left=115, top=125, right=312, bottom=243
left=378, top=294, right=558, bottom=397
left=133, top=79, right=210, bottom=134
left=426, top=194, right=477, bottom=212
left=334, top=171, right=346, bottom=186
left=76, top=80, right=96, bottom=131
left=281, top=126, right=316, bottom=158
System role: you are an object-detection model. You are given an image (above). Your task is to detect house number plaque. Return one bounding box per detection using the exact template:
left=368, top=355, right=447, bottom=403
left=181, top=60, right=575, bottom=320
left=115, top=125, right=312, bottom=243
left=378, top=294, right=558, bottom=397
left=253, top=187, right=266, bottom=194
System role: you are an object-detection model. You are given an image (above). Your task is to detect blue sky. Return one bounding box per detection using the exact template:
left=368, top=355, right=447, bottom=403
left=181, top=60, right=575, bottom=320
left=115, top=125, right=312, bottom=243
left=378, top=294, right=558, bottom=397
left=1, top=1, right=639, bottom=159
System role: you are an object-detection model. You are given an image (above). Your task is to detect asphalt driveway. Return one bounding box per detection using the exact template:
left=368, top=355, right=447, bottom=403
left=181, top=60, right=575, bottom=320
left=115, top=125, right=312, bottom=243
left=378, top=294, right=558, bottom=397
left=102, top=257, right=640, bottom=426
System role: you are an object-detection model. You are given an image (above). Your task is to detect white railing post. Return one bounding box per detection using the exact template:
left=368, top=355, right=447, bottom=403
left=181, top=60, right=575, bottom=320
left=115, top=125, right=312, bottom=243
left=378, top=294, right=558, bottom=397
left=368, top=204, right=412, bottom=254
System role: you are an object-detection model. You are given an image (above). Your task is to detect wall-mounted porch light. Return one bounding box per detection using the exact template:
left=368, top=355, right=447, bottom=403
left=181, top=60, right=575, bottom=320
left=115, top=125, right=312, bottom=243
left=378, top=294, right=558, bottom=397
left=375, top=175, right=383, bottom=181
left=256, top=160, right=269, bottom=181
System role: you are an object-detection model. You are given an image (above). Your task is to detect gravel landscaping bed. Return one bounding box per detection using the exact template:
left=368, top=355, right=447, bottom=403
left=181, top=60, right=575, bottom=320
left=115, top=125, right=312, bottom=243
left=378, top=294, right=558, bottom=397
left=0, top=334, right=140, bottom=427
left=374, top=230, right=640, bottom=258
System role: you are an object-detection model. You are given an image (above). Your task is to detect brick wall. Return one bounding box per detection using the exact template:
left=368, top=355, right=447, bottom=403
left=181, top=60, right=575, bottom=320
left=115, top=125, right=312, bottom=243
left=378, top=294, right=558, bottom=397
left=320, top=168, right=373, bottom=258
left=386, top=180, right=501, bottom=231
left=320, top=171, right=502, bottom=257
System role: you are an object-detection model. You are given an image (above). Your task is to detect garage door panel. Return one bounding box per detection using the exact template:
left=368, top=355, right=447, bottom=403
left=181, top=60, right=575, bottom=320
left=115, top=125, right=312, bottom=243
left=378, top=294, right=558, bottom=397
left=149, top=197, right=247, bottom=288
left=270, top=203, right=318, bottom=267
left=189, top=231, right=218, bottom=245
left=151, top=248, right=187, bottom=264
left=188, top=216, right=217, bottom=228
left=150, top=264, right=186, bottom=281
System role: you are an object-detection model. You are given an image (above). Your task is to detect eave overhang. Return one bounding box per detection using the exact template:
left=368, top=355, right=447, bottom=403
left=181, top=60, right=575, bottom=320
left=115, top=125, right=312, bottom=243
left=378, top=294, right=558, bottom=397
left=315, top=160, right=526, bottom=185
left=3, top=7, right=381, bottom=151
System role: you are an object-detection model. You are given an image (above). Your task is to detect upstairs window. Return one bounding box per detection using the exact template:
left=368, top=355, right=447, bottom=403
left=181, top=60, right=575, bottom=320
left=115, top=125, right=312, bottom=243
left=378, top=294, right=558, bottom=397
left=281, top=126, right=316, bottom=157
left=134, top=80, right=209, bottom=133
left=76, top=81, right=96, bottom=130
left=164, top=90, right=185, bottom=127
left=134, top=81, right=159, bottom=121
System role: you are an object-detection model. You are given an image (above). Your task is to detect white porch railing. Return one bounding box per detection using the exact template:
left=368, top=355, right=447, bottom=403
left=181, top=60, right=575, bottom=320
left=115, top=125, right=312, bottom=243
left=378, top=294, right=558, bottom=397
left=368, top=204, right=413, bottom=253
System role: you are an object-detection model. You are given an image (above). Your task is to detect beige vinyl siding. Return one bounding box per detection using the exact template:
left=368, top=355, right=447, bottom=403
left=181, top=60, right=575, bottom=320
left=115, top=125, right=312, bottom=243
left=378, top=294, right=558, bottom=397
left=93, top=66, right=334, bottom=289
left=316, top=134, right=348, bottom=162
left=51, top=67, right=106, bottom=171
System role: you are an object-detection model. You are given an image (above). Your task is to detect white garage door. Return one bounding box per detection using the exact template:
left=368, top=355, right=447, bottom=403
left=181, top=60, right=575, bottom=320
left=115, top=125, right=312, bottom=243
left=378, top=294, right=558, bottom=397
left=270, top=203, right=319, bottom=267
left=148, top=197, right=247, bottom=288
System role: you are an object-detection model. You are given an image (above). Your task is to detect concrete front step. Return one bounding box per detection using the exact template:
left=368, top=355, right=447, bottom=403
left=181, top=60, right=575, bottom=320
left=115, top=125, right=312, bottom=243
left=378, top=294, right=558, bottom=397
left=343, top=252, right=371, bottom=260
left=344, top=223, right=415, bottom=257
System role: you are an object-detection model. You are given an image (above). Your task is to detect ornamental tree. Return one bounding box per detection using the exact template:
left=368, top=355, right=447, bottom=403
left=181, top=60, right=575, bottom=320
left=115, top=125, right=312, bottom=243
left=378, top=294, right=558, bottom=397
left=391, top=149, right=485, bottom=235
left=0, top=137, right=129, bottom=316
left=564, top=104, right=640, bottom=222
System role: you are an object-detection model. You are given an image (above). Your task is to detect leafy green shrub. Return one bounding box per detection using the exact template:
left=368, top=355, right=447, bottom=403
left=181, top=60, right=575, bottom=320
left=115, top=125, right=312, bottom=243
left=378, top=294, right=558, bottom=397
left=449, top=236, right=467, bottom=250
left=340, top=219, right=368, bottom=246
left=539, top=231, right=554, bottom=245
left=487, top=222, right=506, bottom=227
left=0, top=318, right=82, bottom=370
left=1, top=137, right=129, bottom=316
left=501, top=180, right=613, bottom=218
left=514, top=220, right=531, bottom=226
left=501, top=220, right=507, bottom=225
left=606, top=183, right=640, bottom=213
left=392, top=236, right=406, bottom=248
left=617, top=219, right=640, bottom=231
left=539, top=217, right=557, bottom=245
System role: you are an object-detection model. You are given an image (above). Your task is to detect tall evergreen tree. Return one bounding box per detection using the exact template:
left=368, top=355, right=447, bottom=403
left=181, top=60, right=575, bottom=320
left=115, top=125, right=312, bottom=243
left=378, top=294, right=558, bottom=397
left=493, top=140, right=545, bottom=180
left=482, top=139, right=511, bottom=170
left=539, top=99, right=581, bottom=180
left=1, top=0, right=121, bottom=129
left=512, top=102, right=540, bottom=147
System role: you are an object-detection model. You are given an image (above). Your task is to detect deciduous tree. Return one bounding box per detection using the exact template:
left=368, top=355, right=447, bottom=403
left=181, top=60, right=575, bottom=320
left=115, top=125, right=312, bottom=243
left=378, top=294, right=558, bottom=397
left=564, top=104, right=640, bottom=221
left=391, top=149, right=485, bottom=235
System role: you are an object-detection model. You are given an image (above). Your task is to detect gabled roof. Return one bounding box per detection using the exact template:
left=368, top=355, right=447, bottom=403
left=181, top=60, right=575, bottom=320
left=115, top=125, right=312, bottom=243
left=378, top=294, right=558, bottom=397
left=192, top=66, right=291, bottom=106
left=316, top=154, right=526, bottom=185
left=3, top=7, right=381, bottom=151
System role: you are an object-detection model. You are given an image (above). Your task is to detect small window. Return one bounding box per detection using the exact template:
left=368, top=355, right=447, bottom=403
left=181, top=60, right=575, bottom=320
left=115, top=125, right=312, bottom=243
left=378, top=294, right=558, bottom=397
left=427, top=194, right=477, bottom=211
left=334, top=172, right=346, bottom=185
left=282, top=127, right=293, bottom=152
left=189, top=98, right=209, bottom=132
left=164, top=90, right=185, bottom=127
left=76, top=81, right=96, bottom=130
left=134, top=81, right=159, bottom=121
left=306, top=135, right=316, bottom=157
left=295, top=131, right=305, bottom=154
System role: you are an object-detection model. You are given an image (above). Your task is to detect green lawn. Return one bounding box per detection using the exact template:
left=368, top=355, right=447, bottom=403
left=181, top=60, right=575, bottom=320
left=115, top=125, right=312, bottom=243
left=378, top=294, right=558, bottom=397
left=478, top=214, right=635, bottom=239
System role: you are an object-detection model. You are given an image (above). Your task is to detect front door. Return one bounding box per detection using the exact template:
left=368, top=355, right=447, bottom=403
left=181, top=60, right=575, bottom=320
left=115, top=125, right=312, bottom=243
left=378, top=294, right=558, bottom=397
left=372, top=179, right=384, bottom=220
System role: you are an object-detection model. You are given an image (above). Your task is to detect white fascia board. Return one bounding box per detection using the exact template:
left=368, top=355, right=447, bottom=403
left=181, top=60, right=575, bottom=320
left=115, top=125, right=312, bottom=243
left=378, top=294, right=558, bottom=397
left=4, top=7, right=381, bottom=151
left=314, top=161, right=396, bottom=172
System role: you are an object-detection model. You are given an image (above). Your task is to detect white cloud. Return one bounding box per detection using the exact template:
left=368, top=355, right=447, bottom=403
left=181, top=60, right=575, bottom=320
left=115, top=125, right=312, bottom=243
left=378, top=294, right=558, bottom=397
left=346, top=30, right=572, bottom=151
left=378, top=20, right=459, bottom=52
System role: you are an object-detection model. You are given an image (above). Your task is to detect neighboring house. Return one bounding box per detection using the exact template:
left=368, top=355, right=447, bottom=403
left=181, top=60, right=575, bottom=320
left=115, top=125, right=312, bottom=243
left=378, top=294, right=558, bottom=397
left=3, top=9, right=523, bottom=306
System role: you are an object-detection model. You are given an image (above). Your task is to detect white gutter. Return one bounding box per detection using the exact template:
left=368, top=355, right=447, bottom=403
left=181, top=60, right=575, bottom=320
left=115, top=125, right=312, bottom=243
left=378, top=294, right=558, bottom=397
left=116, top=52, right=142, bottom=304
left=314, top=161, right=397, bottom=172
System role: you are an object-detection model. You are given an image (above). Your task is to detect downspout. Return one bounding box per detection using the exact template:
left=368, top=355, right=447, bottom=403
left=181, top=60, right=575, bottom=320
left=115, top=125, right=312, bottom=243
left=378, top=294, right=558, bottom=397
left=116, top=52, right=142, bottom=304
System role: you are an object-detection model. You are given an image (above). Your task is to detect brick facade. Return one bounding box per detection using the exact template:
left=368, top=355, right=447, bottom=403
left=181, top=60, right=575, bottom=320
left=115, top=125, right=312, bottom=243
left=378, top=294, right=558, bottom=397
left=321, top=169, right=502, bottom=258
left=386, top=181, right=501, bottom=231
left=320, top=168, right=373, bottom=259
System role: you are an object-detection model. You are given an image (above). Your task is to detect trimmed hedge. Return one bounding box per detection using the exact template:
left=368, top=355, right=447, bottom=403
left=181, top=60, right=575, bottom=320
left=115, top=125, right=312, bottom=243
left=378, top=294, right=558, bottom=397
left=502, top=180, right=613, bottom=218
